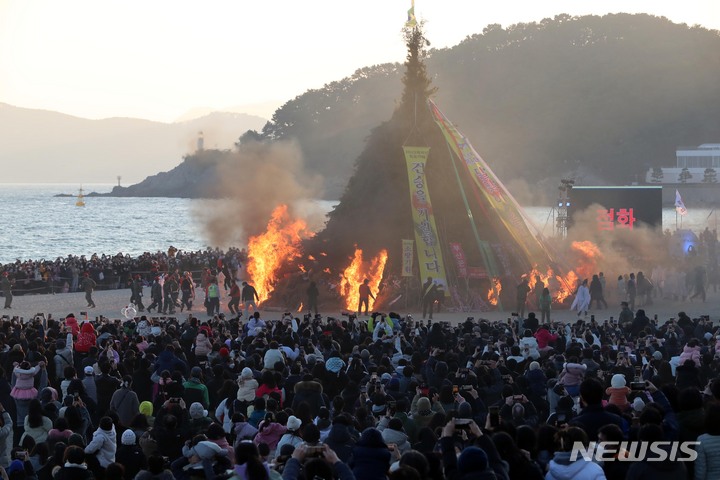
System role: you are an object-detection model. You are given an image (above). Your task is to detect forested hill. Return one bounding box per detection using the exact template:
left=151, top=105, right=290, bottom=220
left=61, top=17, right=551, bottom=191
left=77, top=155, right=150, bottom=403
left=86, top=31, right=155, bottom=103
left=115, top=13, right=720, bottom=201
left=258, top=13, right=720, bottom=200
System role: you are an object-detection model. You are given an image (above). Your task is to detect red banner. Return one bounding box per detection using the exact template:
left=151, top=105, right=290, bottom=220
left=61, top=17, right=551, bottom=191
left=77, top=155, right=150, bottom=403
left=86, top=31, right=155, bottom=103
left=449, top=242, right=468, bottom=278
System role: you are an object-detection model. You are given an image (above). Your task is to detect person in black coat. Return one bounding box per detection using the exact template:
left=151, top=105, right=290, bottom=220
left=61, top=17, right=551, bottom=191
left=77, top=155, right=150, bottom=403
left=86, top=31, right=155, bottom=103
left=53, top=446, right=95, bottom=480
left=349, top=428, right=391, bottom=479
left=570, top=378, right=624, bottom=441
left=115, top=429, right=148, bottom=480
left=324, top=415, right=358, bottom=463
left=292, top=376, right=326, bottom=417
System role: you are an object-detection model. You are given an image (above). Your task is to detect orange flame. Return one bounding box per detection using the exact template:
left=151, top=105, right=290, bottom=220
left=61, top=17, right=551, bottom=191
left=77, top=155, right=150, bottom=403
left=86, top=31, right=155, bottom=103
left=522, top=266, right=579, bottom=305
left=298, top=264, right=307, bottom=273
left=323, top=268, right=331, bottom=274
left=297, top=302, right=304, bottom=312
left=570, top=241, right=602, bottom=279
left=487, top=277, right=502, bottom=306
left=308, top=255, right=316, bottom=261
left=340, top=248, right=388, bottom=311
left=247, top=205, right=311, bottom=304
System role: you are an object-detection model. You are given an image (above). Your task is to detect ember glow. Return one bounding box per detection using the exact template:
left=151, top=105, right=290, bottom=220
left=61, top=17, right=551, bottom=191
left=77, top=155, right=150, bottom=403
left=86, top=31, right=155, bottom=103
left=340, top=248, right=388, bottom=311
left=487, top=277, right=502, bottom=306
left=247, top=205, right=311, bottom=304
left=570, top=240, right=603, bottom=279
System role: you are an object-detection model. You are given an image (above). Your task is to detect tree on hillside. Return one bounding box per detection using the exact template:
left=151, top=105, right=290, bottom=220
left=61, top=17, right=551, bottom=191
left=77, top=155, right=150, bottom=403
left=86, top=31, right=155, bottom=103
left=650, top=167, right=664, bottom=183
left=679, top=167, right=693, bottom=183
left=703, top=167, right=717, bottom=183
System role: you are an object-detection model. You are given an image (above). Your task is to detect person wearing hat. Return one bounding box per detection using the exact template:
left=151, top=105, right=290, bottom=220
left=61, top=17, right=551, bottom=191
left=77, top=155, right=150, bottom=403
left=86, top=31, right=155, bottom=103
left=116, top=429, right=147, bottom=480
left=275, top=415, right=304, bottom=458
left=1, top=272, right=13, bottom=309
left=188, top=402, right=212, bottom=435
left=606, top=374, right=631, bottom=411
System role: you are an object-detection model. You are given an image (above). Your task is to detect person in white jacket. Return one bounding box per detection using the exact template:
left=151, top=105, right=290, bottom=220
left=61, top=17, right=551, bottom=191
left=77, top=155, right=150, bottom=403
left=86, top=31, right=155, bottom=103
left=0, top=403, right=13, bottom=469
left=571, top=279, right=591, bottom=317
left=519, top=330, right=540, bottom=360
left=84, top=417, right=117, bottom=468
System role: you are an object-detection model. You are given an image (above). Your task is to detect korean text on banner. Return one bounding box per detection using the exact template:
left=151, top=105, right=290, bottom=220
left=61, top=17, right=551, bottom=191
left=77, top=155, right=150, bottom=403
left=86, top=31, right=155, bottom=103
left=449, top=242, right=468, bottom=278
left=403, top=146, right=450, bottom=295
left=401, top=239, right=414, bottom=277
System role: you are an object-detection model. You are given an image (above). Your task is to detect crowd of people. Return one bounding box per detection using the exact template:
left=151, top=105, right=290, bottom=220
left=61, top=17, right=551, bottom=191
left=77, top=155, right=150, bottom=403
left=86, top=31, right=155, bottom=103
left=0, top=294, right=717, bottom=480
left=0, top=248, right=246, bottom=296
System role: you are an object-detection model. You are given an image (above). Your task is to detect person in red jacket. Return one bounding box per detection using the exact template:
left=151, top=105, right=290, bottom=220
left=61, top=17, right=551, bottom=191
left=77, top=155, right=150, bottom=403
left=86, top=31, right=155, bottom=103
left=534, top=325, right=558, bottom=356
left=75, top=322, right=97, bottom=354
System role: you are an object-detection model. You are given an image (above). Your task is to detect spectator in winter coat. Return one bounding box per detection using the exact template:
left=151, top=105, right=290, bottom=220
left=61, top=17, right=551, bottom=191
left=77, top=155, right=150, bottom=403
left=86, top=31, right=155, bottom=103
left=110, top=376, right=140, bottom=428
left=525, top=362, right=547, bottom=399
left=292, top=375, right=326, bottom=417
left=605, top=374, right=631, bottom=411
left=54, top=446, right=95, bottom=480
left=519, top=330, right=540, bottom=360
left=115, top=429, right=148, bottom=480
left=324, top=415, right=357, bottom=463
left=349, top=428, right=391, bottom=480
left=545, top=427, right=605, bottom=480
left=254, top=414, right=287, bottom=454
left=625, top=424, right=687, bottom=479
left=54, top=332, right=74, bottom=383
left=558, top=360, right=587, bottom=397
left=679, top=339, right=702, bottom=367
left=194, top=332, right=213, bottom=360
left=571, top=379, right=624, bottom=442
left=75, top=322, right=97, bottom=354
left=237, top=368, right=259, bottom=403
left=695, top=404, right=720, bottom=480
left=275, top=416, right=304, bottom=459
left=264, top=341, right=286, bottom=370
left=0, top=404, right=12, bottom=469
left=378, top=418, right=411, bottom=454
left=85, top=416, right=117, bottom=468
left=534, top=325, right=558, bottom=354
left=82, top=366, right=98, bottom=404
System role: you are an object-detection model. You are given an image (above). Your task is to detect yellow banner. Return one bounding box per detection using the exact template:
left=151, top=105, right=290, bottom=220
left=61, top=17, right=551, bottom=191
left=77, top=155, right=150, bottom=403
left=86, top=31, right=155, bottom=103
left=428, top=99, right=548, bottom=263
left=403, top=146, right=450, bottom=295
left=401, top=239, right=414, bottom=277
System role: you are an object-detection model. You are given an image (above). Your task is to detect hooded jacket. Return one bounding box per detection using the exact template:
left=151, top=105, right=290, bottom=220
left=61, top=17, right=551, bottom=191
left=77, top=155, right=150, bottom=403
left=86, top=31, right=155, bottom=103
left=545, top=451, right=605, bottom=480
left=292, top=380, right=325, bottom=417
left=237, top=371, right=259, bottom=402
left=194, top=333, right=213, bottom=357
left=154, top=350, right=188, bottom=376
left=325, top=423, right=357, bottom=463
left=679, top=345, right=701, bottom=367
left=253, top=421, right=286, bottom=452
left=380, top=427, right=410, bottom=453
left=85, top=424, right=117, bottom=468
left=75, top=323, right=97, bottom=354
left=350, top=428, right=391, bottom=480
left=110, top=385, right=140, bottom=427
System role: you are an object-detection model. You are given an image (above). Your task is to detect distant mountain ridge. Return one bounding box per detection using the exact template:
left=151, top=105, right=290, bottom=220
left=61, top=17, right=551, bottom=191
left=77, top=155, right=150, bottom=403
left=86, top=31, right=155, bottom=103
left=0, top=103, right=266, bottom=184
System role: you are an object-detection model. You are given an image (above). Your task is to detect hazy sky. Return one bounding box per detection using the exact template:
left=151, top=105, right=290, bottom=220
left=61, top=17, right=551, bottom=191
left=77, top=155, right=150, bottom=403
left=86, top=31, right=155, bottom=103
left=1, top=0, right=717, bottom=122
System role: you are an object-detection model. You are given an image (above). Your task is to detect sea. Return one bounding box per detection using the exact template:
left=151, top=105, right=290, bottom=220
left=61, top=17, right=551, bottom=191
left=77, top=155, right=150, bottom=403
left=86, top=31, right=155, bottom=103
left=0, top=183, right=715, bottom=264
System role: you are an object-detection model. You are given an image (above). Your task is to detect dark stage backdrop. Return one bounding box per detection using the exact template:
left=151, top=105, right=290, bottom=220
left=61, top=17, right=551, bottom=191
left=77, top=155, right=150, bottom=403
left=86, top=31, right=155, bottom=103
left=568, top=186, right=663, bottom=231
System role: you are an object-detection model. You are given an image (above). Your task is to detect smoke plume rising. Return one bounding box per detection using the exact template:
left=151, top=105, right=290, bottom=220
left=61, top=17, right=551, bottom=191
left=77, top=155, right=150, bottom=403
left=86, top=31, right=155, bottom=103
left=194, top=140, right=324, bottom=247
left=562, top=203, right=668, bottom=282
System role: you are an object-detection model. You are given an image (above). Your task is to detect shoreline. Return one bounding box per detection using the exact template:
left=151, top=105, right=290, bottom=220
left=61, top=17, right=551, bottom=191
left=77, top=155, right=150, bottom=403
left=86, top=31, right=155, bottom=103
left=5, top=286, right=719, bottom=326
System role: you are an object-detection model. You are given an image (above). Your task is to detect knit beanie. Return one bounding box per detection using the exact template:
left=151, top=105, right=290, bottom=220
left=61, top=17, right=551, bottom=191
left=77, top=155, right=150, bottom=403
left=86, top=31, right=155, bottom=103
left=611, top=374, right=626, bottom=388
left=121, top=429, right=137, bottom=445
left=189, top=402, right=208, bottom=419
left=633, top=397, right=646, bottom=413
left=529, top=361, right=540, bottom=370
left=241, top=367, right=254, bottom=380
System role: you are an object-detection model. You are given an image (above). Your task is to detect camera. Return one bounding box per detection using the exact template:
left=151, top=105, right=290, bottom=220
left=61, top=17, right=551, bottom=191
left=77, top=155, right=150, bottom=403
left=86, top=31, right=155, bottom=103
left=631, top=382, right=646, bottom=391
left=488, top=406, right=500, bottom=427
left=305, top=445, right=324, bottom=458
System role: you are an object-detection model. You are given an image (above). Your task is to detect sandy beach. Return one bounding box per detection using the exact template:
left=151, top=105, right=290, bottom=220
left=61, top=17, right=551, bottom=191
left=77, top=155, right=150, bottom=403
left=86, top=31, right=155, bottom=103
left=3, top=286, right=719, bottom=326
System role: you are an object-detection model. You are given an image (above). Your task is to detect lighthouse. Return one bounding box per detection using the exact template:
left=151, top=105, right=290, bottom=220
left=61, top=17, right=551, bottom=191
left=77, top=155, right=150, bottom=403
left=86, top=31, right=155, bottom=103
left=197, top=131, right=204, bottom=152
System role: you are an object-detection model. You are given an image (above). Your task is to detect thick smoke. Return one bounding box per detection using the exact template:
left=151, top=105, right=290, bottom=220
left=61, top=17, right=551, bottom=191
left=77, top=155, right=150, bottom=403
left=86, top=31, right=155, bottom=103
left=194, top=140, right=324, bottom=247
left=562, top=203, right=668, bottom=282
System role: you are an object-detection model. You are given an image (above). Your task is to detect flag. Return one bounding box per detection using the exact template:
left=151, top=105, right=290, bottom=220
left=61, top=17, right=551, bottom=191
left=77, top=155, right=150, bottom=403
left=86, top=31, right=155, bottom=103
left=406, top=0, right=417, bottom=28
left=675, top=189, right=688, bottom=216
